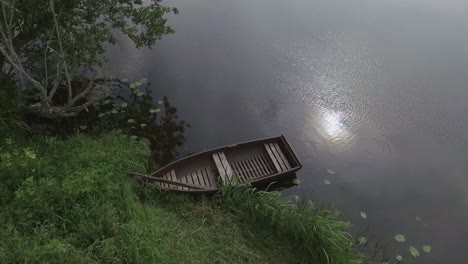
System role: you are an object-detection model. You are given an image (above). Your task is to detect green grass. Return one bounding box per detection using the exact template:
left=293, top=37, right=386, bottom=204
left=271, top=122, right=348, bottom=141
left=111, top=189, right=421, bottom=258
left=0, top=133, right=363, bottom=263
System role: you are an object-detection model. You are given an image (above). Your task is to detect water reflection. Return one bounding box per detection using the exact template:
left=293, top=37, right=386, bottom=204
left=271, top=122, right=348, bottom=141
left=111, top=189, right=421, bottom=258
left=316, top=110, right=354, bottom=144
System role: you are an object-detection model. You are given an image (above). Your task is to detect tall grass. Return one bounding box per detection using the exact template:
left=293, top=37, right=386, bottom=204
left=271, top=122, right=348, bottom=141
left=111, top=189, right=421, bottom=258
left=218, top=186, right=363, bottom=264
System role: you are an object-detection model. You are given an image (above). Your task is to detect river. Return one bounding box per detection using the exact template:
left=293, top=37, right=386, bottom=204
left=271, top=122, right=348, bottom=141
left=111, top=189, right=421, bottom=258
left=106, top=0, right=468, bottom=262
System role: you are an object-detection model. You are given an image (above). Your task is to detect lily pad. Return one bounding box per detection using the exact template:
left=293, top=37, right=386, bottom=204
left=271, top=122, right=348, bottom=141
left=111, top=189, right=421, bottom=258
left=360, top=211, right=367, bottom=219
left=409, top=246, right=420, bottom=257
left=140, top=123, right=147, bottom=128
left=324, top=179, right=331, bottom=185
left=129, top=84, right=136, bottom=89
left=111, top=109, right=118, bottom=114
left=158, top=100, right=163, bottom=104
left=127, top=119, right=135, bottom=123
left=326, top=169, right=336, bottom=175
left=79, top=125, right=87, bottom=130
left=136, top=92, right=144, bottom=97
left=358, top=236, right=367, bottom=245
left=394, top=234, right=406, bottom=242
left=121, top=102, right=128, bottom=108
left=422, top=245, right=431, bottom=253
left=149, top=108, right=161, bottom=114
left=396, top=255, right=403, bottom=261
left=121, top=78, right=128, bottom=83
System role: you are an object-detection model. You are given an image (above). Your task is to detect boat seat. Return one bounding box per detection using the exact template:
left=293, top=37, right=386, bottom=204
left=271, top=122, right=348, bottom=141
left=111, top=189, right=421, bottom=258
left=212, top=152, right=234, bottom=184
left=264, top=143, right=291, bottom=173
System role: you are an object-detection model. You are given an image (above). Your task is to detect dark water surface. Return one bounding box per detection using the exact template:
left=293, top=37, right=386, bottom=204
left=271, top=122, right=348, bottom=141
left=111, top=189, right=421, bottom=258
left=106, top=0, right=468, bottom=262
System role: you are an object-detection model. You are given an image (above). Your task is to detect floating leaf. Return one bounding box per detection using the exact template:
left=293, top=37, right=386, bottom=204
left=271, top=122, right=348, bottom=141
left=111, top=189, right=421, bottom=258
left=409, top=246, right=420, bottom=257
left=291, top=179, right=301, bottom=185
left=416, top=216, right=422, bottom=222
left=121, top=78, right=128, bottom=83
left=394, top=234, right=406, bottom=242
left=422, top=245, right=431, bottom=253
left=158, top=100, right=163, bottom=104
left=360, top=211, right=367, bottom=219
left=111, top=109, right=118, bottom=114
left=98, top=113, right=105, bottom=118
left=136, top=92, right=144, bottom=97
left=396, top=255, right=403, bottom=261
left=327, top=169, right=336, bottom=175
left=103, top=99, right=111, bottom=104
left=358, top=236, right=367, bottom=245
left=121, top=102, right=128, bottom=108
left=324, top=179, right=331, bottom=185
left=79, top=125, right=87, bottom=130
left=150, top=108, right=161, bottom=113
left=127, top=119, right=135, bottom=123
left=130, top=135, right=138, bottom=140
left=140, top=123, right=147, bottom=128
left=129, top=83, right=136, bottom=89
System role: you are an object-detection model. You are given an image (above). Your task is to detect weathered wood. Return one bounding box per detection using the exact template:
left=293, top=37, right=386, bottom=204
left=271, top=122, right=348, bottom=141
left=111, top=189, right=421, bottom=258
left=268, top=143, right=286, bottom=172
left=273, top=142, right=291, bottom=169
left=213, top=152, right=234, bottom=184
left=129, top=172, right=207, bottom=190
left=169, top=170, right=179, bottom=190
left=254, top=156, right=268, bottom=176
left=264, top=143, right=282, bottom=172
left=218, top=152, right=234, bottom=181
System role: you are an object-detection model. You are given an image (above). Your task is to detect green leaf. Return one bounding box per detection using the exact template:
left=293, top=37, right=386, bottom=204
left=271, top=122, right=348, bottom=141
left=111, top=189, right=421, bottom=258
left=324, top=179, right=331, bottom=185
left=121, top=102, right=128, bottom=108
left=326, top=169, right=336, bottom=175
left=127, top=119, right=135, bottom=123
left=360, top=211, right=367, bottom=219
left=422, top=245, right=431, bottom=253
left=122, top=78, right=128, bottom=83
left=358, top=236, right=367, bottom=245
left=136, top=92, right=144, bottom=97
left=409, top=246, right=420, bottom=257
left=130, top=135, right=138, bottom=140
left=158, top=100, right=163, bottom=104
left=396, top=255, right=403, bottom=261
left=394, top=234, right=406, bottom=242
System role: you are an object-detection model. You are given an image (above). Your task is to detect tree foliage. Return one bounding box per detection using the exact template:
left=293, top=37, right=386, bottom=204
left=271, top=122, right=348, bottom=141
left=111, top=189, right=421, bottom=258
left=0, top=0, right=177, bottom=117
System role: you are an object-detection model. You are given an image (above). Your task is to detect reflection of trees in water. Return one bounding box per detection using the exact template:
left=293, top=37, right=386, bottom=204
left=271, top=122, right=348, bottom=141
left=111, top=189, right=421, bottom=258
left=25, top=78, right=188, bottom=167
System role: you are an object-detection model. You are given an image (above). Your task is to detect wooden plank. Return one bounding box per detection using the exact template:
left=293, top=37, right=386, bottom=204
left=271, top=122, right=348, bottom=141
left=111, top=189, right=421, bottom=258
left=240, top=160, right=255, bottom=179
left=256, top=155, right=270, bottom=174
left=212, top=153, right=227, bottom=183
left=246, top=159, right=261, bottom=179
left=268, top=143, right=287, bottom=172
left=232, top=162, right=246, bottom=182
left=217, top=152, right=234, bottom=181
left=273, top=142, right=291, bottom=169
left=169, top=170, right=179, bottom=190
left=203, top=168, right=217, bottom=188
left=128, top=173, right=206, bottom=190
left=196, top=170, right=206, bottom=187
left=254, top=156, right=269, bottom=176
left=260, top=155, right=274, bottom=174
left=264, top=143, right=282, bottom=172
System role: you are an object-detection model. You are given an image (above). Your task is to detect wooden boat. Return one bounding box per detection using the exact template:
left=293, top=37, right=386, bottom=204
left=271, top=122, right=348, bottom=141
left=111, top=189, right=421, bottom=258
left=129, top=135, right=302, bottom=194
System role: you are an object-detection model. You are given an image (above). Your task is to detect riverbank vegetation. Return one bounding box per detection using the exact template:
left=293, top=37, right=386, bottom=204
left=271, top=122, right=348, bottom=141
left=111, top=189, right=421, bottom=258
left=0, top=132, right=363, bottom=263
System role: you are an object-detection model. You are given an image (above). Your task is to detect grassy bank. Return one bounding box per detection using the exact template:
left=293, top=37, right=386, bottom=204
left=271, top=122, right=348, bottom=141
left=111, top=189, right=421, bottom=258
left=0, top=133, right=362, bottom=263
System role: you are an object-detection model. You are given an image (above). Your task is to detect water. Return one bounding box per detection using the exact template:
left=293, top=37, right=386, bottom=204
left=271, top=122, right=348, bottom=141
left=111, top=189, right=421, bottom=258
left=106, top=0, right=468, bottom=262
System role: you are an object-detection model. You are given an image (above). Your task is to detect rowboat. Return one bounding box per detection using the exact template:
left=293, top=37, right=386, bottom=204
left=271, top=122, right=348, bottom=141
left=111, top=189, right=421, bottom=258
left=129, top=135, right=302, bottom=194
